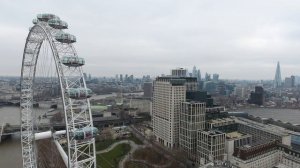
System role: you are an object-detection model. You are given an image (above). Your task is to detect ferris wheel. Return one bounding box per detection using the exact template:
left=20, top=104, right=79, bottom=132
left=20, top=14, right=97, bottom=168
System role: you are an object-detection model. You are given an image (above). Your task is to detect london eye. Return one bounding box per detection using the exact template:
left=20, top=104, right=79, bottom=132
left=20, top=13, right=97, bottom=168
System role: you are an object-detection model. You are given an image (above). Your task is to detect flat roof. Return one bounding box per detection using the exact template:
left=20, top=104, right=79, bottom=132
left=208, top=118, right=235, bottom=124
left=234, top=117, right=290, bottom=137
left=226, top=131, right=245, bottom=139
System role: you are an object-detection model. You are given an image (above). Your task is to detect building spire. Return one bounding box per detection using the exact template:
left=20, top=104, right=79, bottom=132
left=274, top=61, right=282, bottom=88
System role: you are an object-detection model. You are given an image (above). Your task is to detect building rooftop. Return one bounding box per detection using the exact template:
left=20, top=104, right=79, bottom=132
left=201, top=130, right=225, bottom=136
left=234, top=117, right=290, bottom=137
left=226, top=131, right=245, bottom=139
left=274, top=164, right=290, bottom=168
left=208, top=118, right=235, bottom=124
left=156, top=76, right=197, bottom=82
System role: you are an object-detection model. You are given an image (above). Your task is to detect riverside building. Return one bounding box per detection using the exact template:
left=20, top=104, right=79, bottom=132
left=152, top=75, right=197, bottom=148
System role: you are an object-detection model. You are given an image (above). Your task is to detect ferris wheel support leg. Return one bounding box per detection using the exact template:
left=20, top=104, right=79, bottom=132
left=34, top=130, right=67, bottom=140
left=54, top=139, right=68, bottom=166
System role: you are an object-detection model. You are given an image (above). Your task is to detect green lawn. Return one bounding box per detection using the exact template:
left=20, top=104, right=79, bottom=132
left=97, top=143, right=131, bottom=168
left=95, top=139, right=119, bottom=151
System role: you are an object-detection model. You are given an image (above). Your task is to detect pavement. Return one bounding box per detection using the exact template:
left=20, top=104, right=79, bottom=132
left=118, top=140, right=142, bottom=168
left=95, top=139, right=144, bottom=168
left=96, top=140, right=139, bottom=154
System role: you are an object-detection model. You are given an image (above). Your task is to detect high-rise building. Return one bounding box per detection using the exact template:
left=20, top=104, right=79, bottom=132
left=171, top=68, right=187, bottom=77
left=284, top=75, right=295, bottom=88
left=205, top=73, right=211, bottom=81
left=179, top=101, right=206, bottom=161
left=120, top=74, right=123, bottom=82
left=212, top=74, right=219, bottom=82
left=143, top=82, right=152, bottom=98
left=248, top=86, right=264, bottom=106
left=274, top=61, right=282, bottom=88
left=152, top=76, right=197, bottom=148
left=192, top=66, right=197, bottom=77
left=197, top=130, right=226, bottom=165
left=234, top=86, right=245, bottom=99
left=197, top=69, right=201, bottom=82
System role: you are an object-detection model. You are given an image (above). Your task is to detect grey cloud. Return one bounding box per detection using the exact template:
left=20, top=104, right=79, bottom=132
left=1, top=0, right=300, bottom=79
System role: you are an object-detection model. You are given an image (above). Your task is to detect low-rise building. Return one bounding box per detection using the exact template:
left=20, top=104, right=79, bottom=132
left=235, top=117, right=291, bottom=146
left=232, top=141, right=300, bottom=168
left=225, top=131, right=252, bottom=161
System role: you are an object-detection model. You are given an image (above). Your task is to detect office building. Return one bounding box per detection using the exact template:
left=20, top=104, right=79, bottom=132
left=212, top=74, right=219, bottom=82
left=248, top=86, right=264, bottom=106
left=143, top=82, right=152, bottom=98
left=171, top=68, right=187, bottom=77
left=232, top=140, right=300, bottom=168
left=234, top=117, right=291, bottom=146
left=192, top=66, right=197, bottom=77
left=234, top=86, right=245, bottom=99
left=152, top=76, right=197, bottom=148
left=205, top=73, right=211, bottom=81
left=179, top=101, right=206, bottom=160
left=120, top=74, right=123, bottom=82
left=197, top=130, right=226, bottom=165
left=232, top=140, right=279, bottom=168
left=284, top=75, right=295, bottom=88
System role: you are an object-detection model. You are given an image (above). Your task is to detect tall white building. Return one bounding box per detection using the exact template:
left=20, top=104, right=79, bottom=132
left=179, top=101, right=206, bottom=160
left=152, top=76, right=197, bottom=148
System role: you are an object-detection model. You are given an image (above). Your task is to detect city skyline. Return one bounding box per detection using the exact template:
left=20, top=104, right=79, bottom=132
left=1, top=0, right=300, bottom=79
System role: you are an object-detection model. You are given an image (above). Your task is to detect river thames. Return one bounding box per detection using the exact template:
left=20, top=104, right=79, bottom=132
left=242, top=108, right=300, bottom=124
left=0, top=92, right=143, bottom=167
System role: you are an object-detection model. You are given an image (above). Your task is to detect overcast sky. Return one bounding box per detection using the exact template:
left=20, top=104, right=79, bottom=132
left=1, top=0, right=300, bottom=79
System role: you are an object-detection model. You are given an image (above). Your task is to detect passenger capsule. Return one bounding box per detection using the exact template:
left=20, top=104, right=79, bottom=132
left=48, top=19, right=68, bottom=29
left=61, top=56, right=85, bottom=67
left=25, top=49, right=34, bottom=54
left=55, top=33, right=76, bottom=43
left=32, top=19, right=38, bottom=25
left=67, top=88, right=92, bottom=99
left=37, top=13, right=59, bottom=22
left=73, top=127, right=98, bottom=140
left=23, top=62, right=34, bottom=66
left=28, top=37, right=40, bottom=43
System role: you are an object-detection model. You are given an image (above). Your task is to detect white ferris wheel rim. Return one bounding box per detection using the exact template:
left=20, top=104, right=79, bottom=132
left=20, top=14, right=96, bottom=168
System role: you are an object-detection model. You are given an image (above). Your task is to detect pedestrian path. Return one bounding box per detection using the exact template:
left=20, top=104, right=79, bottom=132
left=96, top=140, right=137, bottom=154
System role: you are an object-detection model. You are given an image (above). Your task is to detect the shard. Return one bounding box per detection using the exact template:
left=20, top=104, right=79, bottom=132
left=274, top=61, right=282, bottom=88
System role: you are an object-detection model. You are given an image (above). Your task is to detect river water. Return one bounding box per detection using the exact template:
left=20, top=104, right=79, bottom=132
left=0, top=92, right=143, bottom=167
left=0, top=134, right=22, bottom=167
left=242, top=108, right=300, bottom=125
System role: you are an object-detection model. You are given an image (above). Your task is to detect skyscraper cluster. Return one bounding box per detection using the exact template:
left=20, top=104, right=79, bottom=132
left=192, top=66, right=201, bottom=82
